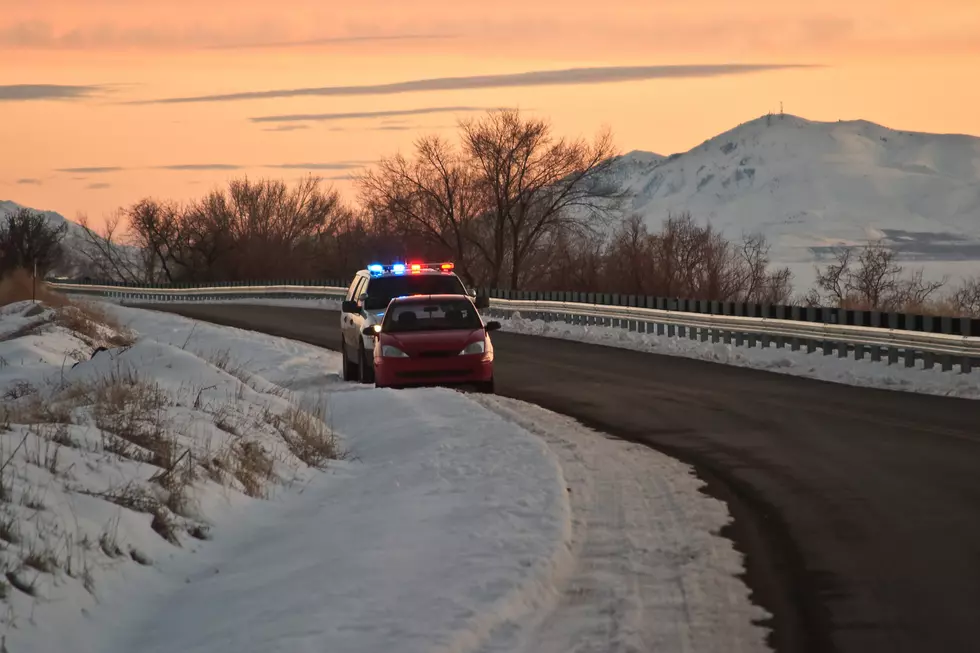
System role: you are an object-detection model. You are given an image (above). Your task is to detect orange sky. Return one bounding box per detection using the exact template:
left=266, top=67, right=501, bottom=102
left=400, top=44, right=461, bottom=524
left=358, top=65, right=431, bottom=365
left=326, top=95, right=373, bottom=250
left=3, top=0, right=979, bottom=227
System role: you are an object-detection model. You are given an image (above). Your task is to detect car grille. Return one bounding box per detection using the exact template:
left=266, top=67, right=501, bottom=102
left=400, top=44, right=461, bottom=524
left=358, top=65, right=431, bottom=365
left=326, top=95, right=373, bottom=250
left=417, top=350, right=457, bottom=358
left=396, top=369, right=471, bottom=379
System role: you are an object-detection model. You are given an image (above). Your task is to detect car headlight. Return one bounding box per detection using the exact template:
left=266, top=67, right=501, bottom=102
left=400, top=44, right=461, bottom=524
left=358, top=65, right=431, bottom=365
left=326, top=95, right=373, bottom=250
left=459, top=340, right=486, bottom=355
left=381, top=345, right=408, bottom=358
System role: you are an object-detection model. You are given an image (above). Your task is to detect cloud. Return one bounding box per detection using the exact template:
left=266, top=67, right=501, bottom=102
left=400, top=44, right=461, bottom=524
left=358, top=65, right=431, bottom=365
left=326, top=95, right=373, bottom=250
left=265, top=162, right=366, bottom=170
left=86, top=183, right=111, bottom=190
left=0, top=84, right=104, bottom=101
left=251, top=105, right=499, bottom=123
left=0, top=21, right=454, bottom=51
left=261, top=124, right=310, bottom=132
left=155, top=164, right=243, bottom=171
left=56, top=166, right=123, bottom=173
left=16, top=178, right=42, bottom=185
left=135, top=64, right=815, bottom=104
left=208, top=33, right=457, bottom=50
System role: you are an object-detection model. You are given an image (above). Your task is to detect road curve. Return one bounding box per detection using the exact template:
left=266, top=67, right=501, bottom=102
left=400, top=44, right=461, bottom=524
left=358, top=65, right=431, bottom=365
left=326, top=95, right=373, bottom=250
left=132, top=302, right=980, bottom=653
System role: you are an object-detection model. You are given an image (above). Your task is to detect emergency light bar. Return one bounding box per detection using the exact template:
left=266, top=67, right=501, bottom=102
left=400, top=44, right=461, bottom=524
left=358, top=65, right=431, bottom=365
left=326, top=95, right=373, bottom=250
left=367, top=262, right=455, bottom=275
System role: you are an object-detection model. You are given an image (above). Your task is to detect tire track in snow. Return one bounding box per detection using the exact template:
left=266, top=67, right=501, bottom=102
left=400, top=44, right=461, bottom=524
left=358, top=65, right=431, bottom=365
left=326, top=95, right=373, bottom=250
left=474, top=396, right=771, bottom=653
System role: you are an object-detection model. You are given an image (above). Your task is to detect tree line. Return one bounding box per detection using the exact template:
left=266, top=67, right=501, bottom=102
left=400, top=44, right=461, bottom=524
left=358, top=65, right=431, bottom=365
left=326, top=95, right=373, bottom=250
left=3, top=108, right=978, bottom=315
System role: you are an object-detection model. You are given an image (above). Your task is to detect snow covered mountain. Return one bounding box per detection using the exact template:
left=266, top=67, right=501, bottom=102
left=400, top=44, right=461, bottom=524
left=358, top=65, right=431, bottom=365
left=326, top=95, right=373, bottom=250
left=605, top=114, right=980, bottom=285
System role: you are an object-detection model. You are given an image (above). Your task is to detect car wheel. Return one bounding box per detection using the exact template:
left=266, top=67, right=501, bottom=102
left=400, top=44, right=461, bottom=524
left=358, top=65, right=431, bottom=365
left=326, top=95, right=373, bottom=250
left=358, top=345, right=375, bottom=384
left=477, top=377, right=495, bottom=394
left=341, top=342, right=358, bottom=381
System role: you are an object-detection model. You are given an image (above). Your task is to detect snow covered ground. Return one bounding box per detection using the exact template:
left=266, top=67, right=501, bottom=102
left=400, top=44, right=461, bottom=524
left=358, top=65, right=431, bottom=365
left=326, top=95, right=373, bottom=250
left=0, top=299, right=770, bottom=653
left=496, top=313, right=980, bottom=400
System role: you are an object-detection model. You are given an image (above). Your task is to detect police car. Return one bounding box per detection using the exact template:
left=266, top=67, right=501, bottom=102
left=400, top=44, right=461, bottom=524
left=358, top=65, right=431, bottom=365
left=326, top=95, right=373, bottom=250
left=339, top=262, right=488, bottom=383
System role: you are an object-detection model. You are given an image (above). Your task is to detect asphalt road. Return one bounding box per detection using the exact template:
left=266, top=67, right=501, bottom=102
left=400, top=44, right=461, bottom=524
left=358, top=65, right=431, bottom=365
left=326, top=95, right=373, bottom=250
left=135, top=302, right=980, bottom=653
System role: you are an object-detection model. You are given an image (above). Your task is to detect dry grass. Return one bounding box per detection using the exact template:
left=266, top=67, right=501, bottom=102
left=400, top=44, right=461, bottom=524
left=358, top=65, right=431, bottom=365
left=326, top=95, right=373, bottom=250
left=270, top=404, right=339, bottom=469
left=53, top=302, right=135, bottom=348
left=0, top=269, right=68, bottom=308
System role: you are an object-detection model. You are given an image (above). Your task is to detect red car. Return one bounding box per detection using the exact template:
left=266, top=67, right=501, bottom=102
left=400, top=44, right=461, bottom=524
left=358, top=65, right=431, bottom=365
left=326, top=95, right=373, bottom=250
left=364, top=294, right=500, bottom=393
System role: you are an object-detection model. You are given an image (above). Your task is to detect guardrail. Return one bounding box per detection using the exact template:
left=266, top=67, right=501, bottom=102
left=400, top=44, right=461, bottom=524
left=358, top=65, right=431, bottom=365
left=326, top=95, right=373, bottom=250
left=49, top=282, right=980, bottom=374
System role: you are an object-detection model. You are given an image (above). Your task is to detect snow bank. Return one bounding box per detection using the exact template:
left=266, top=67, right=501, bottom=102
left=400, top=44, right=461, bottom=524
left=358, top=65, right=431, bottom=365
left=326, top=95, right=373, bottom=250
left=498, top=313, right=980, bottom=400
left=0, top=300, right=344, bottom=650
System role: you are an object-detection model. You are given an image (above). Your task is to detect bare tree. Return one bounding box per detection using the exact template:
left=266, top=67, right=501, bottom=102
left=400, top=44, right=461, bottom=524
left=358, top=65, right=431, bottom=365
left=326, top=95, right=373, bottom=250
left=814, top=247, right=853, bottom=305
left=460, top=109, right=625, bottom=289
left=356, top=136, right=482, bottom=285
left=125, top=176, right=351, bottom=283
left=0, top=208, right=67, bottom=276
left=813, top=241, right=946, bottom=310
left=950, top=276, right=980, bottom=316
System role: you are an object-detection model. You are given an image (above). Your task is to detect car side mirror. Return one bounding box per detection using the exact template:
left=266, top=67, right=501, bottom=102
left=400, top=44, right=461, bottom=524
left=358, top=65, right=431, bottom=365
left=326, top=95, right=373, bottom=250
left=362, top=325, right=380, bottom=337
left=342, top=300, right=359, bottom=314
left=485, top=320, right=501, bottom=332
left=467, top=288, right=476, bottom=297
left=473, top=295, right=490, bottom=309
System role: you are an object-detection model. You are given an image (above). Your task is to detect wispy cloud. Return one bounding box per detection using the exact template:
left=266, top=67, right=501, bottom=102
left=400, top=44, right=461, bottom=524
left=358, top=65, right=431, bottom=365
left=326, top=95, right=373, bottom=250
left=54, top=162, right=369, bottom=174
left=134, top=64, right=816, bottom=104
left=56, top=166, right=123, bottom=173
left=261, top=124, right=310, bottom=132
left=154, top=164, right=243, bottom=171
left=86, top=183, right=111, bottom=190
left=209, top=33, right=457, bottom=50
left=266, top=162, right=366, bottom=170
left=16, top=178, right=42, bottom=185
left=1, top=84, right=104, bottom=101
left=251, top=105, right=500, bottom=123
left=0, top=21, right=453, bottom=51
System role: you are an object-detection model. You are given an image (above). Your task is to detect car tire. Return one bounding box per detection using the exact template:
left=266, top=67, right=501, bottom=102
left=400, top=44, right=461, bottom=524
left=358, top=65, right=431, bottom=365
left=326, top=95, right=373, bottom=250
left=341, top=342, right=358, bottom=381
left=358, top=345, right=375, bottom=384
left=477, top=377, right=495, bottom=394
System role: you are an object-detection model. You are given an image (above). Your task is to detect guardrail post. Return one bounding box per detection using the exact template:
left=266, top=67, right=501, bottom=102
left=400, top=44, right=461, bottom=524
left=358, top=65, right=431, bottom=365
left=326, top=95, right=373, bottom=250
left=922, top=352, right=935, bottom=370
left=790, top=337, right=800, bottom=351
left=904, top=350, right=916, bottom=368
left=823, top=341, right=834, bottom=355
left=940, top=355, right=953, bottom=372
left=854, top=344, right=865, bottom=361
left=962, top=358, right=973, bottom=374
left=700, top=328, right=709, bottom=343
left=667, top=324, right=676, bottom=338
left=807, top=340, right=817, bottom=354
left=838, top=342, right=848, bottom=359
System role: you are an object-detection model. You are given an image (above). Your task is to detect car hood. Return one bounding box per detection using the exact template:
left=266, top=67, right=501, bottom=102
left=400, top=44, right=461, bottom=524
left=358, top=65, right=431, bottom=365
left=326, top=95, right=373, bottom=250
left=383, top=329, right=484, bottom=355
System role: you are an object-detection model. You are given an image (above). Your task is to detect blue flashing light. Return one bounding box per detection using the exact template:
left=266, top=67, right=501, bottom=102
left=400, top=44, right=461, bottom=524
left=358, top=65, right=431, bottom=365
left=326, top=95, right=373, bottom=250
left=367, top=263, right=384, bottom=274
left=391, top=263, right=406, bottom=275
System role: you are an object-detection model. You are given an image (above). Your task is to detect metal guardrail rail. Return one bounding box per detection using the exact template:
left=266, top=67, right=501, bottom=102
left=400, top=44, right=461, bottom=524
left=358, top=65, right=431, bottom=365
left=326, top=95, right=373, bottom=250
left=50, top=282, right=980, bottom=374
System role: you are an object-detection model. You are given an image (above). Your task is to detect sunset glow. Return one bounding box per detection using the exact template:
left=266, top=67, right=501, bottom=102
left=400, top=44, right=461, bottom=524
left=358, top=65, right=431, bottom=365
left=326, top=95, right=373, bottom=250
left=4, top=0, right=979, bottom=225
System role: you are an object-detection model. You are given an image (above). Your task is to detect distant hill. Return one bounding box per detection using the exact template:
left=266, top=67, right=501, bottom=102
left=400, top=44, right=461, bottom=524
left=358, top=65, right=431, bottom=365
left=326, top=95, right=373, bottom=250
left=600, top=114, right=980, bottom=285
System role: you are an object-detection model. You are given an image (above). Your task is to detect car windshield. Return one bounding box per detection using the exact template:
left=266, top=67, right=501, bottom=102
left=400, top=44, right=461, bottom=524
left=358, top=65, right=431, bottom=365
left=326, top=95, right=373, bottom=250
left=364, top=274, right=466, bottom=311
left=383, top=298, right=482, bottom=333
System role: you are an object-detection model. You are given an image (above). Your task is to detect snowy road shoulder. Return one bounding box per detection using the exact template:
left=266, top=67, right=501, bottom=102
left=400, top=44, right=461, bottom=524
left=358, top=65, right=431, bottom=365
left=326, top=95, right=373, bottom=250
left=2, top=301, right=771, bottom=653
left=497, top=313, right=980, bottom=400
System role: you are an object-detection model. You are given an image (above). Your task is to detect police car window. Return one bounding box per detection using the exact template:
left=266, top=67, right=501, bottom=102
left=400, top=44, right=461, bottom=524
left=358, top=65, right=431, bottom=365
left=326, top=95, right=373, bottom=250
left=347, top=276, right=363, bottom=301
left=384, top=299, right=481, bottom=332
left=364, top=275, right=466, bottom=311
